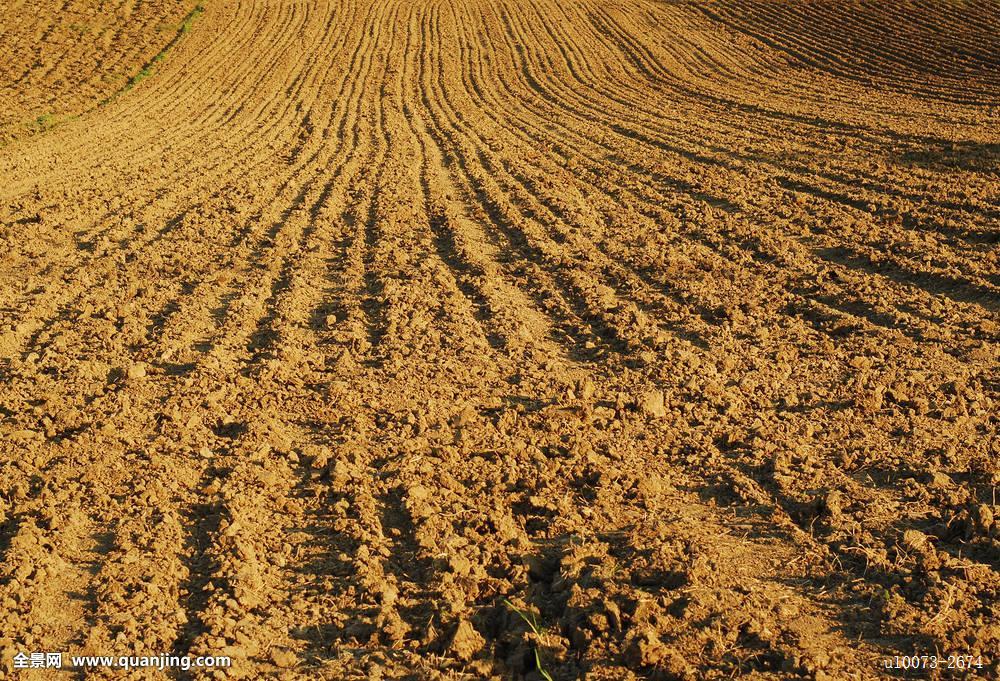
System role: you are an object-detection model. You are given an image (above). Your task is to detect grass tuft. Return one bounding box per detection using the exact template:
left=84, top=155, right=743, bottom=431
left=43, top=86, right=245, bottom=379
left=102, top=3, right=205, bottom=104
left=34, top=113, right=55, bottom=130
left=504, top=599, right=555, bottom=681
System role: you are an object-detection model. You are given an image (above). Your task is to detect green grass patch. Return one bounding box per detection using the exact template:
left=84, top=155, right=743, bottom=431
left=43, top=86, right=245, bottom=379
left=13, top=3, right=206, bottom=141
left=101, top=3, right=205, bottom=104
left=27, top=112, right=79, bottom=134
left=34, top=113, right=55, bottom=130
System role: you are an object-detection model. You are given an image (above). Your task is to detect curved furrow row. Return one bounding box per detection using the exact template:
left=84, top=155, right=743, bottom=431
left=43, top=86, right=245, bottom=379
left=0, top=1, right=373, bottom=367
left=0, top=0, right=192, bottom=142
left=565, top=1, right=993, bottom=201
left=703, top=0, right=1000, bottom=103
left=707, top=1, right=1000, bottom=102
left=444, top=49, right=868, bottom=357
left=0, top=1, right=312, bottom=359
left=449, top=50, right=993, bottom=355
left=474, top=0, right=1000, bottom=327
left=419, top=5, right=691, bottom=363
left=434, top=3, right=996, bottom=664
left=0, top=0, right=390, bottom=666
left=462, top=3, right=1000, bottom=668
left=448, top=0, right=923, bottom=373
left=564, top=1, right=991, bottom=160
left=478, top=5, right=992, bottom=394
left=434, top=1, right=988, bottom=362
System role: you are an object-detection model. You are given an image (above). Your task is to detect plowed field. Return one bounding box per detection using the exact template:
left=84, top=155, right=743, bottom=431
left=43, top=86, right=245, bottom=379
left=1, top=1, right=998, bottom=679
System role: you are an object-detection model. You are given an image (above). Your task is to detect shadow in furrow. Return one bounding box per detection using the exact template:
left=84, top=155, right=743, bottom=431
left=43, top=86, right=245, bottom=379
left=173, top=468, right=228, bottom=660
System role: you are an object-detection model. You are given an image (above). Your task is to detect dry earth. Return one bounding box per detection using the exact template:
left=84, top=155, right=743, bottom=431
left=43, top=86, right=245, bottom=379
left=1, top=1, right=998, bottom=679
left=0, top=0, right=192, bottom=143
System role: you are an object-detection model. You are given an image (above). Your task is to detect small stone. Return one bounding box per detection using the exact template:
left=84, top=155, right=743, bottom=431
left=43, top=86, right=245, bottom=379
left=330, top=460, right=353, bottom=489
left=902, top=529, right=929, bottom=553
left=972, top=504, right=994, bottom=533
left=449, top=620, right=485, bottom=661
left=304, top=445, right=330, bottom=470
left=378, top=608, right=410, bottom=643
left=270, top=648, right=297, bottom=668
left=219, top=645, right=247, bottom=660
left=636, top=473, right=667, bottom=500
left=824, top=490, right=846, bottom=518
left=127, top=362, right=147, bottom=379
left=380, top=582, right=399, bottom=607
left=452, top=406, right=477, bottom=428
left=448, top=554, right=473, bottom=576
left=849, top=355, right=872, bottom=370
left=407, top=484, right=430, bottom=502
left=638, top=389, right=667, bottom=418
left=928, top=471, right=953, bottom=489
left=624, top=628, right=668, bottom=667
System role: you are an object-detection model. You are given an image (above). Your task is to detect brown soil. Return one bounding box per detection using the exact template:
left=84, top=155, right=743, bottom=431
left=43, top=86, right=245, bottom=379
left=0, top=0, right=191, bottom=144
left=1, top=1, right=998, bottom=679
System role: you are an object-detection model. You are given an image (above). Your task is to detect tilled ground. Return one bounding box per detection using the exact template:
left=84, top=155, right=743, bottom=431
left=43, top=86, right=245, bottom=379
left=0, top=0, right=192, bottom=144
left=0, top=1, right=998, bottom=679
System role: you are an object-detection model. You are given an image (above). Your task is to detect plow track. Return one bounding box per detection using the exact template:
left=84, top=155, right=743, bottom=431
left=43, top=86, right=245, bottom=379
left=1, top=1, right=998, bottom=679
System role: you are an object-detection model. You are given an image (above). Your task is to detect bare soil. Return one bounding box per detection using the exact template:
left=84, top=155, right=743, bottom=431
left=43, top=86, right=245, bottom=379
left=1, top=1, right=998, bottom=679
left=0, top=0, right=191, bottom=143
